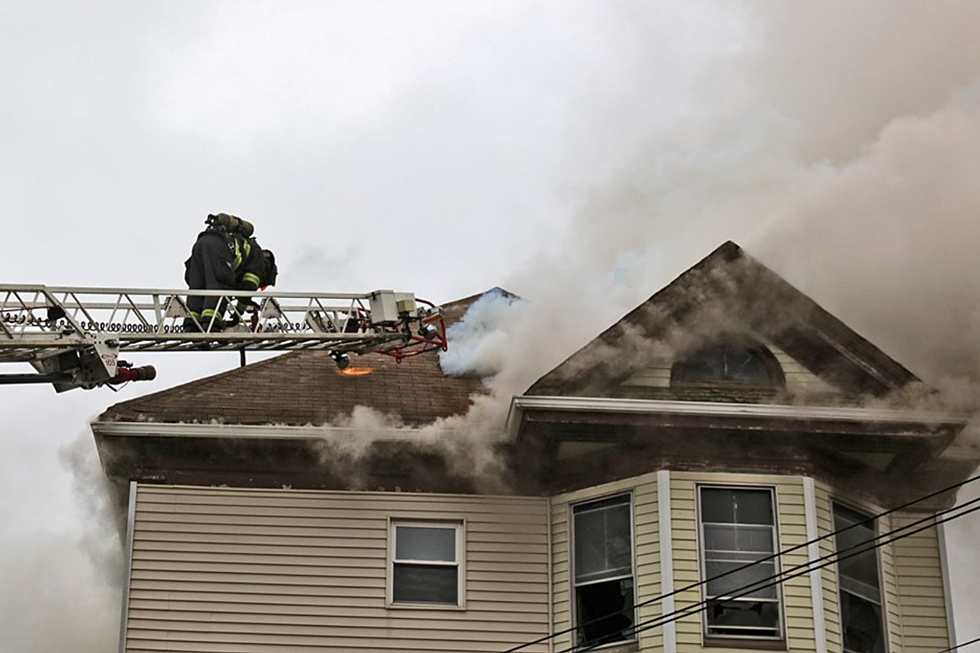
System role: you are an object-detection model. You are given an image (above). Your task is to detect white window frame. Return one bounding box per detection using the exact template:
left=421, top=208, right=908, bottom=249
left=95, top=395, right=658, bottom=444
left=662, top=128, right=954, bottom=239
left=696, top=484, right=784, bottom=642
left=831, top=501, right=888, bottom=653
left=387, top=518, right=465, bottom=610
left=569, top=491, right=639, bottom=650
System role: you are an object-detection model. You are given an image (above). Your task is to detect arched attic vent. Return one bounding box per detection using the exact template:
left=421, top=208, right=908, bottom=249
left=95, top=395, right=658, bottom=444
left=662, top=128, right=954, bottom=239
left=670, top=339, right=785, bottom=389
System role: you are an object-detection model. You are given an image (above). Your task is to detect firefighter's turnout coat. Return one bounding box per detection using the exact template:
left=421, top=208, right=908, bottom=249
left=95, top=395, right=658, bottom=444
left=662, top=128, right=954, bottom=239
left=184, top=228, right=265, bottom=326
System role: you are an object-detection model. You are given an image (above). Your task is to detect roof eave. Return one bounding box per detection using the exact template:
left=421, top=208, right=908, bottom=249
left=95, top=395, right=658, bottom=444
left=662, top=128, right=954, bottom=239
left=507, top=395, right=969, bottom=441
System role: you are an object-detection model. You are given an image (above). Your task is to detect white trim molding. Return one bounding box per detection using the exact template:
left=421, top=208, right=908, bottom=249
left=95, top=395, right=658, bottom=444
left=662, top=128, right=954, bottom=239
left=937, top=521, right=958, bottom=646
left=92, top=420, right=430, bottom=442
left=508, top=396, right=967, bottom=434
left=803, top=477, right=828, bottom=653
left=657, top=470, right=677, bottom=653
left=118, top=481, right=137, bottom=653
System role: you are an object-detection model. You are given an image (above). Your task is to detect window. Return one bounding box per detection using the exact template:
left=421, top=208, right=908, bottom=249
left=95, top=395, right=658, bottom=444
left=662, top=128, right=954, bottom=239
left=699, top=487, right=782, bottom=639
left=672, top=342, right=784, bottom=388
left=833, top=504, right=885, bottom=653
left=572, top=494, right=636, bottom=648
left=389, top=521, right=463, bottom=607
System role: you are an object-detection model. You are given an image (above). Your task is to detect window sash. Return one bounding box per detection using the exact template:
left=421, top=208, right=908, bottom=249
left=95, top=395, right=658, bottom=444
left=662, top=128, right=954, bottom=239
left=571, top=494, right=637, bottom=647
left=698, top=486, right=782, bottom=640
left=393, top=525, right=457, bottom=563
left=390, top=521, right=462, bottom=607
left=833, top=504, right=886, bottom=653
left=573, top=496, right=634, bottom=586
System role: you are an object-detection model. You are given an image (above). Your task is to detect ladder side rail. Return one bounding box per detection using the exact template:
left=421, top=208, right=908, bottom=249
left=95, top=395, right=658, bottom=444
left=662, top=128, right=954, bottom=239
left=40, top=286, right=375, bottom=301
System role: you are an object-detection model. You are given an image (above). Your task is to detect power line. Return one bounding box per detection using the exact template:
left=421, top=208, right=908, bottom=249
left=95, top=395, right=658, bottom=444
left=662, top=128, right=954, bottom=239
left=938, top=636, right=980, bottom=653
left=557, top=497, right=980, bottom=653
left=503, top=473, right=979, bottom=653
left=559, top=498, right=980, bottom=653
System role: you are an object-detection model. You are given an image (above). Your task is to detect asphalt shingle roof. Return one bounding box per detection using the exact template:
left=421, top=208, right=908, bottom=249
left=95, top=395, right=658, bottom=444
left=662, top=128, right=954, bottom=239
left=100, top=292, right=492, bottom=426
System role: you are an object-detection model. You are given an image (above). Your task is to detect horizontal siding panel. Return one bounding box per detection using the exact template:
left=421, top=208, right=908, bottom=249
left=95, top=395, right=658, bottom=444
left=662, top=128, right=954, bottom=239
left=127, top=617, right=546, bottom=638
left=131, top=569, right=388, bottom=585
left=129, top=596, right=548, bottom=616
left=131, top=579, right=383, bottom=597
left=133, top=531, right=386, bottom=548
left=141, top=485, right=543, bottom=504
left=127, top=485, right=548, bottom=653
left=126, top=632, right=546, bottom=652
left=136, top=512, right=547, bottom=533
left=135, top=541, right=385, bottom=557
left=140, top=492, right=547, bottom=511
left=139, top=503, right=548, bottom=525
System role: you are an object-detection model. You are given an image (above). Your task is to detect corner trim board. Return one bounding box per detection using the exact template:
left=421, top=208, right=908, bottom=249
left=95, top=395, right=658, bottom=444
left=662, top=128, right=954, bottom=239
left=657, top=470, right=677, bottom=653
left=118, top=481, right=137, bottom=653
left=803, top=477, right=828, bottom=653
left=936, top=521, right=957, bottom=646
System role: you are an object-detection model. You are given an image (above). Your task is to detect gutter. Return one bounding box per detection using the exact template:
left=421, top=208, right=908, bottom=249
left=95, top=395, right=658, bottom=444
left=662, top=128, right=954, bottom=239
left=91, top=420, right=434, bottom=442
left=506, top=396, right=968, bottom=440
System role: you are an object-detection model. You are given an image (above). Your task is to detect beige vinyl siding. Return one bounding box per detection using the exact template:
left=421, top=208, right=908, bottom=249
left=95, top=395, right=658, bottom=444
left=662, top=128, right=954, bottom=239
left=550, top=473, right=661, bottom=652
left=619, top=344, right=838, bottom=396
left=820, top=490, right=953, bottom=653
left=891, top=513, right=951, bottom=653
left=621, top=360, right=672, bottom=388
left=769, top=346, right=838, bottom=396
left=670, top=472, right=816, bottom=653
left=126, top=484, right=549, bottom=653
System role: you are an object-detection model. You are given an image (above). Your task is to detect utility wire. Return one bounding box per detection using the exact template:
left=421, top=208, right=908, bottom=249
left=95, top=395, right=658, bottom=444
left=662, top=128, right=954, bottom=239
left=938, top=637, right=980, bottom=653
left=504, top=473, right=978, bottom=653
left=557, top=497, right=980, bottom=653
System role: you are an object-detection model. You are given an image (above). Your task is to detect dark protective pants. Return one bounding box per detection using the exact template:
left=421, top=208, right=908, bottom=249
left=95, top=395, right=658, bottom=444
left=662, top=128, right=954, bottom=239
left=184, top=233, right=236, bottom=328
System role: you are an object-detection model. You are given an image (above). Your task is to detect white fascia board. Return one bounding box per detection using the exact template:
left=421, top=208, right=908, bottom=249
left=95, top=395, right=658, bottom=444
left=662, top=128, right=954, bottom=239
left=507, top=395, right=968, bottom=436
left=91, top=421, right=428, bottom=442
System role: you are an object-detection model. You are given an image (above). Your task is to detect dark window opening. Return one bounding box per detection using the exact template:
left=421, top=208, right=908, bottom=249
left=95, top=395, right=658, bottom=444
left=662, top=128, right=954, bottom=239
left=700, top=487, right=782, bottom=639
left=573, top=494, right=636, bottom=648
left=834, top=504, right=885, bottom=653
left=672, top=342, right=784, bottom=388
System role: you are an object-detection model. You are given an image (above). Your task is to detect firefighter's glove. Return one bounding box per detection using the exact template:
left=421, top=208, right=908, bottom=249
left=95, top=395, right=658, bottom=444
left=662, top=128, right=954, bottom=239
left=235, top=299, right=259, bottom=316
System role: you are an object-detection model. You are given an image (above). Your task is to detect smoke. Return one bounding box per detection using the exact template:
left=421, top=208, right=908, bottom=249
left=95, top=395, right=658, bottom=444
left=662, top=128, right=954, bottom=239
left=439, top=289, right=527, bottom=378
left=310, top=0, right=980, bottom=518
left=501, top=5, right=980, bottom=415
left=0, top=430, right=123, bottom=653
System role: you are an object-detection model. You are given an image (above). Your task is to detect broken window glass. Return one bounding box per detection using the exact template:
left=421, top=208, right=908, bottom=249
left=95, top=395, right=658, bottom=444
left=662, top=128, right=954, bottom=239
left=573, top=494, right=636, bottom=647
left=700, top=487, right=782, bottom=639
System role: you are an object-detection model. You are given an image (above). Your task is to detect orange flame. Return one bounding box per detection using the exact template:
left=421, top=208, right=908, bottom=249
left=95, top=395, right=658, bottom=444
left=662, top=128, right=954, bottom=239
left=337, top=367, right=373, bottom=377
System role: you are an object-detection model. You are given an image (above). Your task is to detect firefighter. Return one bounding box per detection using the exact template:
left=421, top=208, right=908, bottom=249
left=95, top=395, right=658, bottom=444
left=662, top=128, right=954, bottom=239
left=183, top=214, right=278, bottom=332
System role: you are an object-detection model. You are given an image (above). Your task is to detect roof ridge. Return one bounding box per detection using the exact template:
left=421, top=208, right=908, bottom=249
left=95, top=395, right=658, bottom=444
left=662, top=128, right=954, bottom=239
left=526, top=240, right=920, bottom=398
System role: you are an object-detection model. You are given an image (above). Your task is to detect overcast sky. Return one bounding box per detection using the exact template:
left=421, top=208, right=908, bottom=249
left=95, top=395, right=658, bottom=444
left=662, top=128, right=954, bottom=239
left=2, top=2, right=979, bottom=650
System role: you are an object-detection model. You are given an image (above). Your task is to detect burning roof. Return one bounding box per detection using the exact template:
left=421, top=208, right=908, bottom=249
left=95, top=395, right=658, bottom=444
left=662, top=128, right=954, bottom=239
left=99, top=292, right=494, bottom=427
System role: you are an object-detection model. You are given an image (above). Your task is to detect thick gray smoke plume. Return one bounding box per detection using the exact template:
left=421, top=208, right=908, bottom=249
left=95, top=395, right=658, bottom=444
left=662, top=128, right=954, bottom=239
left=439, top=289, right=527, bottom=378
left=0, top=430, right=122, bottom=653
left=506, top=4, right=980, bottom=412
left=7, top=3, right=980, bottom=650
left=352, top=0, right=980, bottom=489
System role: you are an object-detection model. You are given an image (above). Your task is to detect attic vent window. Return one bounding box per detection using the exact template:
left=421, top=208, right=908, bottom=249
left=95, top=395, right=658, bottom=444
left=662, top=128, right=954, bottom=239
left=671, top=342, right=784, bottom=388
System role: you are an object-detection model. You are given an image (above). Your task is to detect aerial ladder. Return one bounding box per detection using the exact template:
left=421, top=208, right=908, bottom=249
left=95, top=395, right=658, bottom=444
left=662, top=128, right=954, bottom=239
left=0, top=285, right=447, bottom=392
